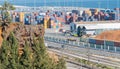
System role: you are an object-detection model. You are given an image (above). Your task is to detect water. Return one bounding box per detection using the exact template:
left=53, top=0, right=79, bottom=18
left=0, top=0, right=120, bottom=9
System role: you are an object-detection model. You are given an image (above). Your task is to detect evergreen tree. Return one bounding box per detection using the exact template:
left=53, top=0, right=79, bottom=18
left=32, top=37, right=57, bottom=69
left=7, top=32, right=19, bottom=69
left=0, top=33, right=67, bottom=69
left=0, top=1, right=15, bottom=24
left=0, top=1, right=15, bottom=38
left=29, top=36, right=67, bottom=69
left=0, top=32, right=19, bottom=69
left=57, top=58, right=66, bottom=69
left=19, top=40, right=33, bottom=69
left=0, top=40, right=10, bottom=69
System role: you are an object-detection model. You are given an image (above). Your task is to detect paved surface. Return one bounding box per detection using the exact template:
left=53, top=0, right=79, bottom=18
left=45, top=25, right=120, bottom=68
left=45, top=25, right=120, bottom=58
left=47, top=41, right=120, bottom=68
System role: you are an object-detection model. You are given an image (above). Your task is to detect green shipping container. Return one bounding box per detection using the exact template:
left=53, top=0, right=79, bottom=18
left=105, top=40, right=114, bottom=46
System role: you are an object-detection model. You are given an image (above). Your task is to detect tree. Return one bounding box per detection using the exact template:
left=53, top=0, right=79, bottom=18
left=0, top=32, right=19, bottom=69
left=0, top=33, right=66, bottom=69
left=19, top=40, right=33, bottom=69
left=0, top=1, right=15, bottom=23
left=0, top=40, right=10, bottom=69
left=57, top=57, right=66, bottom=69
left=0, top=1, right=15, bottom=38
left=32, top=37, right=55, bottom=69
left=32, top=37, right=67, bottom=69
left=6, top=32, right=19, bottom=69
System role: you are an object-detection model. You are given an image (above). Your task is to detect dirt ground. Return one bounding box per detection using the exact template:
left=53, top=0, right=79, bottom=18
left=0, top=23, right=58, bottom=62
left=0, top=27, right=3, bottom=47
left=0, top=23, right=18, bottom=47
left=95, top=30, right=120, bottom=42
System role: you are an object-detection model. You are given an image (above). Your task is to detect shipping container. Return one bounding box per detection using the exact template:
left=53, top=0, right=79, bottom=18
left=44, top=19, right=48, bottom=29
left=116, top=47, right=120, bottom=52
left=90, top=44, right=95, bottom=48
left=20, top=12, right=24, bottom=23
left=103, top=45, right=108, bottom=50
left=105, top=40, right=114, bottom=46
left=114, top=42, right=120, bottom=47
left=89, top=39, right=96, bottom=44
left=96, top=40, right=104, bottom=45
left=96, top=45, right=101, bottom=49
left=109, top=46, right=115, bottom=51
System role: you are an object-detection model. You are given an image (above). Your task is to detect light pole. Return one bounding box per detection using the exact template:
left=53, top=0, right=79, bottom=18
left=104, top=36, right=106, bottom=51
left=117, top=0, right=120, bottom=21
left=44, top=0, right=46, bottom=11
left=81, top=0, right=83, bottom=8
left=98, top=1, right=101, bottom=9
left=107, top=0, right=109, bottom=9
left=34, top=0, right=36, bottom=10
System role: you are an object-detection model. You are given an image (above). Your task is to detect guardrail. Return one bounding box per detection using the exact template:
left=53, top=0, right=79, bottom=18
left=44, top=36, right=120, bottom=53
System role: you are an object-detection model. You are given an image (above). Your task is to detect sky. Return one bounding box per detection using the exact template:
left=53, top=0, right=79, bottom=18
left=0, top=0, right=119, bottom=9
left=0, top=0, right=116, bottom=2
left=0, top=0, right=119, bottom=3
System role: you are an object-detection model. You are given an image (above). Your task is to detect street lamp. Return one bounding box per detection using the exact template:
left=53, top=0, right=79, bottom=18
left=98, top=1, right=101, bottom=9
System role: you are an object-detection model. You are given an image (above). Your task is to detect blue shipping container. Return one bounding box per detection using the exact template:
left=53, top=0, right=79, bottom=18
left=89, top=39, right=96, bottom=44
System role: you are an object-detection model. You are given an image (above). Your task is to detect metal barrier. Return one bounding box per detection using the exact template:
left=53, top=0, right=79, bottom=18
left=44, top=36, right=120, bottom=53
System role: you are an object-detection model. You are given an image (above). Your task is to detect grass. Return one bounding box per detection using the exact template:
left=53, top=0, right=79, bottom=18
left=75, top=58, right=114, bottom=69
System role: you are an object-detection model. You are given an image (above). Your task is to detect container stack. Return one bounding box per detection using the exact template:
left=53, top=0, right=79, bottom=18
left=20, top=12, right=24, bottom=23
left=44, top=19, right=48, bottom=29
left=44, top=17, right=51, bottom=29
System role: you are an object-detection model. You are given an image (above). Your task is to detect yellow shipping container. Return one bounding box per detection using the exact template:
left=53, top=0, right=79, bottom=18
left=20, top=12, right=24, bottom=23
left=88, top=10, right=92, bottom=16
left=44, top=19, right=48, bottom=29
left=94, top=9, right=99, bottom=15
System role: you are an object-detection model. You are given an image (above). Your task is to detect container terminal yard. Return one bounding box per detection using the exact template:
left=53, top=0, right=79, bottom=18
left=0, top=0, right=120, bottom=69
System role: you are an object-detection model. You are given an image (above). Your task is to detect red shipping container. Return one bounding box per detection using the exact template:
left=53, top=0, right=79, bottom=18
left=114, top=42, right=120, bottom=47
left=96, top=40, right=104, bottom=45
